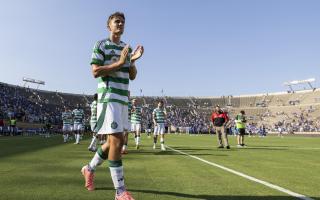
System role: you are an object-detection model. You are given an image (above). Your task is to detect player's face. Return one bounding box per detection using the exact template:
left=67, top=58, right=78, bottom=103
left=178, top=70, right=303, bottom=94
left=108, top=16, right=125, bottom=35
left=158, top=102, right=163, bottom=108
left=132, top=99, right=137, bottom=106
left=215, top=107, right=221, bottom=112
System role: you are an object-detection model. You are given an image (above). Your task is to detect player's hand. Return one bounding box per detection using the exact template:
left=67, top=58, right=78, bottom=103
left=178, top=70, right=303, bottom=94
left=118, top=45, right=130, bottom=65
left=131, top=45, right=144, bottom=62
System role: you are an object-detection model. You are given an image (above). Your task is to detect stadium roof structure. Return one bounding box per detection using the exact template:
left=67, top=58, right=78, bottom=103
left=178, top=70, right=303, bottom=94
left=23, top=77, right=45, bottom=89
left=283, top=78, right=316, bottom=93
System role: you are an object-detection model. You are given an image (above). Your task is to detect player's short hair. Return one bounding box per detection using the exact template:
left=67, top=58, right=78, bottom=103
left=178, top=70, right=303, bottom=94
left=240, top=110, right=245, bottom=114
left=93, top=93, right=98, bottom=101
left=107, top=12, right=125, bottom=26
left=158, top=100, right=164, bottom=104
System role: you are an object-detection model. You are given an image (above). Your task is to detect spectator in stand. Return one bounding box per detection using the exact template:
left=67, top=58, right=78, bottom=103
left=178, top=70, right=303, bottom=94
left=0, top=115, right=4, bottom=136
left=211, top=105, right=230, bottom=149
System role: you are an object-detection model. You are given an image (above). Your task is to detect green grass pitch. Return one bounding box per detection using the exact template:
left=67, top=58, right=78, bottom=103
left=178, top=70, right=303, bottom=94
left=0, top=134, right=319, bottom=200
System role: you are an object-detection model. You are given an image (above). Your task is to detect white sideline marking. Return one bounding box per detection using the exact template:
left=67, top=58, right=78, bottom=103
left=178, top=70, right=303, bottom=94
left=168, top=145, right=320, bottom=150
left=166, top=146, right=314, bottom=200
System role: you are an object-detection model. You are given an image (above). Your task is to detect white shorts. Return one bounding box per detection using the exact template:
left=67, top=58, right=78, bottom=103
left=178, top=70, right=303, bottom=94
left=90, top=122, right=97, bottom=132
left=73, top=124, right=83, bottom=131
left=96, top=102, right=128, bottom=135
left=62, top=124, right=72, bottom=132
left=131, top=123, right=141, bottom=132
left=154, top=123, right=165, bottom=135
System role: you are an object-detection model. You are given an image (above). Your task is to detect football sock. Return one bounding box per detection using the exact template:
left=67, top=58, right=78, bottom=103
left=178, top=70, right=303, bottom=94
left=109, top=160, right=125, bottom=195
left=88, top=147, right=107, bottom=171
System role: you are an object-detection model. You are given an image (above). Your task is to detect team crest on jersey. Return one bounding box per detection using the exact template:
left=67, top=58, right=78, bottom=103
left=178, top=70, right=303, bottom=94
left=111, top=56, right=119, bottom=63
left=110, top=50, right=116, bottom=55
left=111, top=121, right=118, bottom=129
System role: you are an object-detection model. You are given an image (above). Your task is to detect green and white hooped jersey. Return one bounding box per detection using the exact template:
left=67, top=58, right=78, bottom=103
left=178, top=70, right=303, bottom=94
left=153, top=108, right=166, bottom=124
left=131, top=106, right=142, bottom=124
left=62, top=111, right=73, bottom=125
left=90, top=100, right=97, bottom=124
left=72, top=109, right=84, bottom=124
left=90, top=38, right=132, bottom=106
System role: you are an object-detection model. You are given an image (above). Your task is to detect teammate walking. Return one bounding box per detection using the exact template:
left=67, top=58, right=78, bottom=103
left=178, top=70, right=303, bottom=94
left=153, top=100, right=167, bottom=151
left=131, top=98, right=143, bottom=149
left=73, top=104, right=84, bottom=144
left=88, top=93, right=98, bottom=152
left=62, top=107, right=73, bottom=143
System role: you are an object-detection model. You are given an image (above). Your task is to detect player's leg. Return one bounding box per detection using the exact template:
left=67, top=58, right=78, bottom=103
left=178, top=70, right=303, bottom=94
left=62, top=125, right=66, bottom=142
left=216, top=127, right=223, bottom=148
left=238, top=128, right=245, bottom=147
left=73, top=124, right=78, bottom=144
left=81, top=102, right=110, bottom=191
left=121, top=130, right=129, bottom=154
left=222, top=126, right=230, bottom=149
left=131, top=123, right=137, bottom=144
left=88, top=123, right=98, bottom=152
left=153, top=125, right=158, bottom=149
left=237, top=131, right=242, bottom=147
left=65, top=125, right=70, bottom=142
left=76, top=125, right=81, bottom=144
left=88, top=133, right=98, bottom=152
left=107, top=103, right=134, bottom=199
left=241, top=134, right=245, bottom=146
left=135, top=124, right=141, bottom=149
left=160, top=124, right=166, bottom=151
left=82, top=135, right=109, bottom=191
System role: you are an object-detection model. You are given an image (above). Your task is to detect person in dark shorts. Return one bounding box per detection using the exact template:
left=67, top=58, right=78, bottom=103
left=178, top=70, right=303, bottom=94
left=235, top=110, right=247, bottom=147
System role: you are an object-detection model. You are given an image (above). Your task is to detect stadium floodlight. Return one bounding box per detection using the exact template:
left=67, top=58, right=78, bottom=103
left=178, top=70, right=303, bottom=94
left=23, top=77, right=45, bottom=89
left=283, top=78, right=316, bottom=92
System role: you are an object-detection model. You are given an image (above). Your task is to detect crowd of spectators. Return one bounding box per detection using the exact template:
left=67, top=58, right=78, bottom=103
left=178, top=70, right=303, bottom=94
left=0, top=82, right=91, bottom=135
left=1, top=82, right=320, bottom=136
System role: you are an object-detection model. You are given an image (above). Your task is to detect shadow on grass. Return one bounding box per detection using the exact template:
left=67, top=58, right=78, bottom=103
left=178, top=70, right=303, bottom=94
left=239, top=147, right=288, bottom=151
left=0, top=135, right=90, bottom=159
left=95, top=187, right=318, bottom=200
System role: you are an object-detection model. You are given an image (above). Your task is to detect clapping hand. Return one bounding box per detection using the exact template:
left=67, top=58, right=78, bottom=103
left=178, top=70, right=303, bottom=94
left=131, top=45, right=144, bottom=62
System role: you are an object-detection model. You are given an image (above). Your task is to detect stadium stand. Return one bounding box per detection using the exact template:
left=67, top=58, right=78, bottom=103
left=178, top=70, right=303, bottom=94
left=1, top=81, right=320, bottom=136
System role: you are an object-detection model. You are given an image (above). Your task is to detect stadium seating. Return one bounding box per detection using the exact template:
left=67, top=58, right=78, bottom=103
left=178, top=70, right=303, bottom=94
left=1, top=81, right=320, bottom=133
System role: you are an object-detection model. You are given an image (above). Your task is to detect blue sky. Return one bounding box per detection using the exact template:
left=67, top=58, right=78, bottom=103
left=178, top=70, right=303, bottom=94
left=1, top=0, right=320, bottom=96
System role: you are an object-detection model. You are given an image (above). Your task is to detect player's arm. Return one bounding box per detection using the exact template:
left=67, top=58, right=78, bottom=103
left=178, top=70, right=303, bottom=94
left=129, top=61, right=137, bottom=80
left=211, top=113, right=215, bottom=123
left=92, top=45, right=130, bottom=78
left=152, top=111, right=157, bottom=125
left=224, top=113, right=229, bottom=126
left=164, top=109, right=167, bottom=119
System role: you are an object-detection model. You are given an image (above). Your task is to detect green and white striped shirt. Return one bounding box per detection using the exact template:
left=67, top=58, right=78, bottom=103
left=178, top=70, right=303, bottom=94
left=90, top=100, right=97, bottom=124
left=62, top=111, right=73, bottom=125
left=91, top=38, right=132, bottom=106
left=153, top=108, right=166, bottom=124
left=72, top=109, right=84, bottom=124
left=131, top=106, right=142, bottom=124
